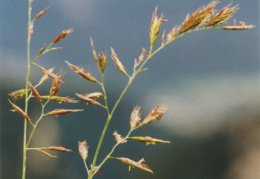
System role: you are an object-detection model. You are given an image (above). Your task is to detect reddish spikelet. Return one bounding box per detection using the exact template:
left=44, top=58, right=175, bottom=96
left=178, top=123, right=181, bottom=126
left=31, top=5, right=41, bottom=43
left=50, top=72, right=63, bottom=96
left=38, top=149, right=57, bottom=158
left=76, top=93, right=103, bottom=106
left=47, top=146, right=72, bottom=152
left=30, top=85, right=42, bottom=103
left=65, top=61, right=97, bottom=83
left=78, top=141, right=88, bottom=161
left=206, top=4, right=239, bottom=27
left=113, top=131, right=127, bottom=144
left=35, top=67, right=55, bottom=88
left=114, top=157, right=153, bottom=174
left=179, top=0, right=218, bottom=33
left=52, top=28, right=73, bottom=43
left=130, top=106, right=141, bottom=129
left=36, top=65, right=58, bottom=79
left=35, top=7, right=49, bottom=19
left=9, top=99, right=31, bottom=122
left=142, top=106, right=167, bottom=125
left=111, top=48, right=128, bottom=77
left=47, top=109, right=83, bottom=116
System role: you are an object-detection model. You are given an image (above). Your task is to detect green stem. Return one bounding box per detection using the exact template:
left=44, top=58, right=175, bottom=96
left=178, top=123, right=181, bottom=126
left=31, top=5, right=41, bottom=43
left=22, top=1, right=32, bottom=179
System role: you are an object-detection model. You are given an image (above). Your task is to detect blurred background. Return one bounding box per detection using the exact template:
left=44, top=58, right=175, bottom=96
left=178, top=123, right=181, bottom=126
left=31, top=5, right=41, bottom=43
left=1, top=0, right=259, bottom=179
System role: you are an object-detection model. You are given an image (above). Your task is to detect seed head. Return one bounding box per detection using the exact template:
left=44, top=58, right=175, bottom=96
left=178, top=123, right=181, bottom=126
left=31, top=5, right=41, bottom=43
left=149, top=7, right=167, bottom=46
left=78, top=140, right=88, bottom=161
left=142, top=105, right=167, bottom=125
left=30, top=85, right=42, bottom=103
left=111, top=48, right=129, bottom=77
left=65, top=61, right=97, bottom=83
left=47, top=146, right=72, bottom=152
left=9, top=99, right=31, bottom=122
left=222, top=20, right=254, bottom=30
left=206, top=4, right=239, bottom=27
left=128, top=136, right=170, bottom=145
left=179, top=0, right=218, bottom=33
left=130, top=106, right=141, bottom=129
left=47, top=109, right=83, bottom=116
left=113, top=157, right=153, bottom=174
left=113, top=131, right=127, bottom=144
left=52, top=28, right=73, bottom=44
left=35, top=7, right=49, bottom=19
left=9, top=89, right=29, bottom=100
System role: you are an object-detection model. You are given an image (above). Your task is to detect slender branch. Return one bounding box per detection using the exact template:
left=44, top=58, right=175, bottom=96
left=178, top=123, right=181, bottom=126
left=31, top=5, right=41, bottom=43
left=26, top=100, right=49, bottom=147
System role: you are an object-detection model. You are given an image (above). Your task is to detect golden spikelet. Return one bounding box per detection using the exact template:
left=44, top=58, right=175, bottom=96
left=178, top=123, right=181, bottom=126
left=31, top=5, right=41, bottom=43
left=142, top=105, right=167, bottom=125
left=206, top=4, right=239, bottom=27
left=149, top=7, right=167, bottom=46
left=179, top=0, right=218, bottom=33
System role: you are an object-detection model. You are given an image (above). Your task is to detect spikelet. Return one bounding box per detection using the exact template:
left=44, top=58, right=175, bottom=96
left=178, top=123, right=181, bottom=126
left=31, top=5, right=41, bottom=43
left=52, top=28, right=73, bottom=44
left=41, top=95, right=78, bottom=104
left=142, top=106, right=167, bottom=125
left=36, top=65, right=58, bottom=79
left=49, top=72, right=63, bottom=96
left=179, top=0, right=218, bottom=33
left=111, top=48, right=129, bottom=77
left=9, top=89, right=29, bottom=100
left=38, top=149, right=57, bottom=158
left=113, top=131, right=127, bottom=144
left=76, top=93, right=103, bottom=106
left=130, top=106, right=141, bottom=129
left=128, top=136, right=170, bottom=145
left=35, top=7, right=48, bottom=19
left=65, top=61, right=97, bottom=83
left=206, top=4, right=239, bottom=27
left=222, top=20, right=254, bottom=30
left=98, top=52, right=107, bottom=73
left=9, top=99, right=31, bottom=122
left=113, top=157, right=153, bottom=174
left=149, top=7, right=167, bottom=46
left=30, top=85, right=42, bottom=103
left=47, top=109, right=83, bottom=116
left=78, top=141, right=88, bottom=161
left=35, top=67, right=55, bottom=88
left=47, top=146, right=72, bottom=152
